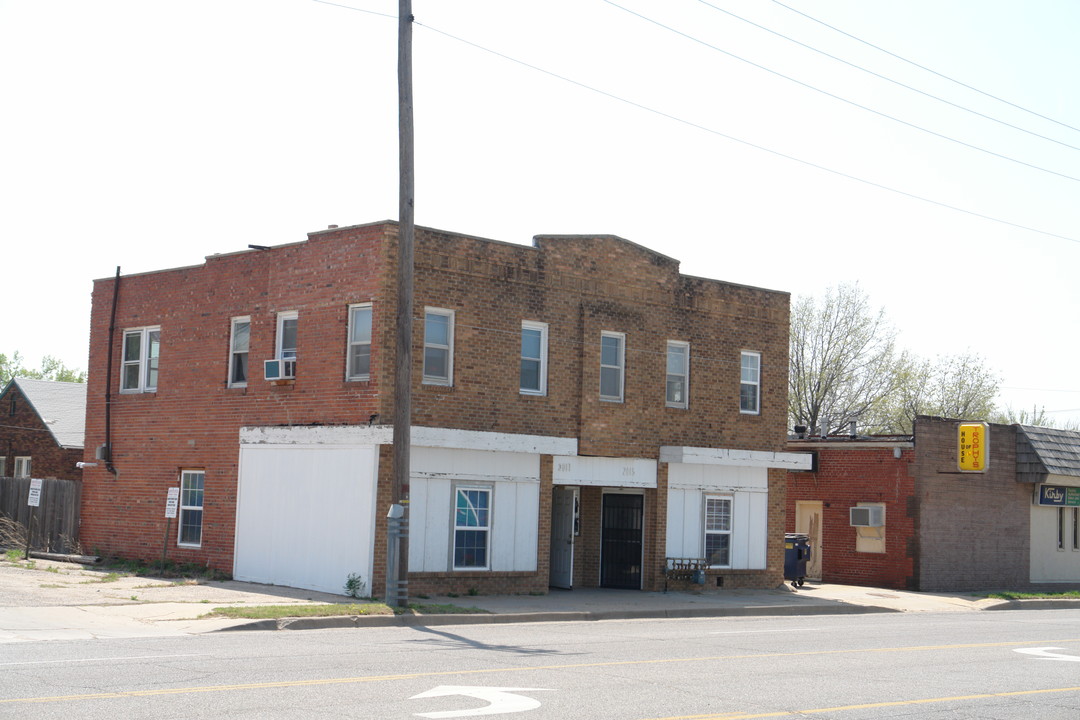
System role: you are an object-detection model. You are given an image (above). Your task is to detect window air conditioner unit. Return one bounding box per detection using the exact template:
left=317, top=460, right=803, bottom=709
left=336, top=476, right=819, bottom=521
left=264, top=358, right=296, bottom=381
left=849, top=506, right=884, bottom=527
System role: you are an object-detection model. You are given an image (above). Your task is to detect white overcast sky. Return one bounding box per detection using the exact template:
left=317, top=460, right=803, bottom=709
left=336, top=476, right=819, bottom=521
left=2, top=0, right=1078, bottom=427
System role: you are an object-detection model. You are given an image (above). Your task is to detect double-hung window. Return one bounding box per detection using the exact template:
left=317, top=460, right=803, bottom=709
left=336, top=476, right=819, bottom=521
left=423, top=308, right=454, bottom=386
left=228, top=317, right=250, bottom=387
left=599, top=332, right=625, bottom=402
left=276, top=311, right=298, bottom=377
left=666, top=341, right=689, bottom=408
left=704, top=495, right=732, bottom=567
left=740, top=351, right=761, bottom=414
left=347, top=304, right=373, bottom=380
left=178, top=470, right=204, bottom=547
left=121, top=326, right=160, bottom=393
left=520, top=321, right=548, bottom=395
left=14, top=456, right=31, bottom=479
left=454, top=487, right=490, bottom=569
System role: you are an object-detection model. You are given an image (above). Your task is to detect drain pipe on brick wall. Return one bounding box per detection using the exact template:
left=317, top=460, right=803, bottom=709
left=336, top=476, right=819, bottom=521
left=104, top=266, right=120, bottom=477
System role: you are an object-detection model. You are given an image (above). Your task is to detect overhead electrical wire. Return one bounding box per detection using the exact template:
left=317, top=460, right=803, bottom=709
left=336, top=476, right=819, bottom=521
left=769, top=0, right=1080, bottom=136
left=313, top=1, right=1079, bottom=245
left=604, top=0, right=1080, bottom=185
left=696, top=0, right=1080, bottom=153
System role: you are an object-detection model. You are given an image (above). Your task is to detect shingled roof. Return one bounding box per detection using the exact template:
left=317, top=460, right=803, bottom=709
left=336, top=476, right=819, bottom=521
left=7, top=377, right=87, bottom=450
left=1016, top=424, right=1080, bottom=483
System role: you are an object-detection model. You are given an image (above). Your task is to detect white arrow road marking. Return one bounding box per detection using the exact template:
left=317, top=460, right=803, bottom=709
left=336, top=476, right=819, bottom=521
left=410, top=685, right=550, bottom=718
left=1015, top=647, right=1080, bottom=662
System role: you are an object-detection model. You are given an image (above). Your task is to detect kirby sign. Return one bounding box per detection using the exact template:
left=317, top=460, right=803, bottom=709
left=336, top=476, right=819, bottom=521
left=1036, top=485, right=1080, bottom=507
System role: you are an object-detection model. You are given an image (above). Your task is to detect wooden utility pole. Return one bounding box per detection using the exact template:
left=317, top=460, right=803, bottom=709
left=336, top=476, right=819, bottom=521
left=388, top=0, right=414, bottom=608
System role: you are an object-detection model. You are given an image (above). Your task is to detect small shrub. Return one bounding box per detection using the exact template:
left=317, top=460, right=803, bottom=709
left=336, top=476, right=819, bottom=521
left=343, top=572, right=367, bottom=599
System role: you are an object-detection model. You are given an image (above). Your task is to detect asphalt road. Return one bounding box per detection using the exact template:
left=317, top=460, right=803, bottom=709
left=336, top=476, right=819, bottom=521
left=4, top=609, right=1080, bottom=719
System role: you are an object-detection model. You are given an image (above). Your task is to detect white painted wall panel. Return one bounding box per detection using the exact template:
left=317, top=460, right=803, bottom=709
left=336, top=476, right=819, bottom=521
left=413, top=447, right=539, bottom=482
left=234, top=445, right=378, bottom=596
left=747, top=491, right=768, bottom=569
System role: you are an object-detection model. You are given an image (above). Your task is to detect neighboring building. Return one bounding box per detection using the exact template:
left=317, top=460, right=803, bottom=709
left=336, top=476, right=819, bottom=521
left=787, top=415, right=1080, bottom=592
left=80, top=221, right=807, bottom=596
left=0, top=377, right=86, bottom=481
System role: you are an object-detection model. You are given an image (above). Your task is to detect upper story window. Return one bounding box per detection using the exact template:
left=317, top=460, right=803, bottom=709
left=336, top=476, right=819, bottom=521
left=423, top=308, right=454, bottom=386
left=14, top=456, right=32, bottom=479
left=740, top=351, right=761, bottom=414
left=666, top=341, right=689, bottom=408
left=704, top=495, right=732, bottom=568
left=347, top=304, right=373, bottom=380
left=599, top=332, right=625, bottom=402
left=228, top=317, right=250, bottom=388
left=276, top=312, right=298, bottom=361
left=520, top=321, right=548, bottom=395
left=0, top=457, right=6, bottom=477
left=121, top=326, right=160, bottom=393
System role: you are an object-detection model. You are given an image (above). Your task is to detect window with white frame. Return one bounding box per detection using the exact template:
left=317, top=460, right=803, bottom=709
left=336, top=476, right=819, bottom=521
left=228, top=317, right=250, bottom=387
left=121, top=326, right=160, bottom=393
left=178, top=470, right=204, bottom=547
left=600, top=332, right=625, bottom=402
left=704, top=495, right=732, bottom=567
left=276, top=312, right=298, bottom=361
left=14, top=456, right=31, bottom=479
left=666, top=341, right=690, bottom=408
left=454, top=486, right=490, bottom=569
left=423, top=308, right=454, bottom=386
left=347, top=304, right=373, bottom=380
left=740, top=351, right=761, bottom=414
left=520, top=321, right=548, bottom=395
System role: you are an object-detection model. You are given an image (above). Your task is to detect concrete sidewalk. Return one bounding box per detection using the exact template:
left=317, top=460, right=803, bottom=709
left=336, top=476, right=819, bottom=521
left=1, top=557, right=1075, bottom=643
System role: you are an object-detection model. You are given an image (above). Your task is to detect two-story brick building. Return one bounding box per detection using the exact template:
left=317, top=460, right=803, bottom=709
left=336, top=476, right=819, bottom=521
left=80, top=221, right=808, bottom=596
left=787, top=416, right=1080, bottom=592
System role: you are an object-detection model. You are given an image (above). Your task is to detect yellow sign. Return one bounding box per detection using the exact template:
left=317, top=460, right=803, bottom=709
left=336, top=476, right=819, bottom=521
left=958, top=422, right=989, bottom=472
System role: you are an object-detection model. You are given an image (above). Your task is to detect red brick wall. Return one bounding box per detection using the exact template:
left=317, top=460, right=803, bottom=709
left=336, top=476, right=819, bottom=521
left=0, top=382, right=83, bottom=482
left=80, top=221, right=791, bottom=592
left=786, top=442, right=916, bottom=590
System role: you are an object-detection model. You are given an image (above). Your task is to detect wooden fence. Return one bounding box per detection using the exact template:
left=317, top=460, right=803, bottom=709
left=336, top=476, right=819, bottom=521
left=0, top=476, right=82, bottom=553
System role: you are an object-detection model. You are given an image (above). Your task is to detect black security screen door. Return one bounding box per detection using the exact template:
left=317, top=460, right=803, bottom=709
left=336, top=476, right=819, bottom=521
left=601, top=493, right=643, bottom=589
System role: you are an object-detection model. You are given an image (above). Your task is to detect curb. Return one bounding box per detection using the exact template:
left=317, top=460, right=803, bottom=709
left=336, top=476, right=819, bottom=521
left=981, top=598, right=1080, bottom=611
left=215, top=602, right=899, bottom=633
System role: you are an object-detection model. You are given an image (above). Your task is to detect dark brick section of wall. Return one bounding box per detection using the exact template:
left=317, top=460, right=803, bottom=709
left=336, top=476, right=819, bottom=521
left=80, top=221, right=791, bottom=592
left=786, top=442, right=916, bottom=590
left=914, top=417, right=1028, bottom=592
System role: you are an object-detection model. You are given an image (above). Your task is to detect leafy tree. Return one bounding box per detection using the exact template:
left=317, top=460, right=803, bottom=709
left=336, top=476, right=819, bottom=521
left=869, top=352, right=1000, bottom=433
left=0, top=351, right=86, bottom=384
left=991, top=405, right=1080, bottom=431
left=788, top=283, right=905, bottom=435
left=789, top=284, right=1000, bottom=435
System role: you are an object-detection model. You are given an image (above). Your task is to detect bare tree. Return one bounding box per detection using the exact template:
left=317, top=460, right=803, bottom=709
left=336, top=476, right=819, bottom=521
left=788, top=283, right=904, bottom=435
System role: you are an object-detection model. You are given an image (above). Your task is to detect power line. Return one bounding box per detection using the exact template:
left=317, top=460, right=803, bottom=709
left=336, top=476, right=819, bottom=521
left=769, top=0, right=1080, bottom=136
left=314, top=1, right=1079, bottom=245
left=604, top=1, right=1080, bottom=185
left=696, top=0, right=1080, bottom=154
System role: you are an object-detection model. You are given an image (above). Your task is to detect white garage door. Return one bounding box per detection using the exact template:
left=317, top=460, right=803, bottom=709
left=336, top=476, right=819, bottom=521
left=234, top=445, right=379, bottom=596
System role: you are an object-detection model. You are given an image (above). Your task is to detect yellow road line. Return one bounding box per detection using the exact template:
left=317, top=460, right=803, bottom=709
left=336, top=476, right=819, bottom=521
left=4, top=637, right=1080, bottom=705
left=650, top=685, right=1080, bottom=719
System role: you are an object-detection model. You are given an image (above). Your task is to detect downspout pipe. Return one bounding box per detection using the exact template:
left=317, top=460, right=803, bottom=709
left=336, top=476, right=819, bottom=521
left=104, top=266, right=120, bottom=477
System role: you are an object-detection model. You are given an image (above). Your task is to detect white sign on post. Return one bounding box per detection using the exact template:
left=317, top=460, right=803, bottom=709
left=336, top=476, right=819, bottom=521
left=165, top=487, right=180, bottom=519
left=27, top=478, right=43, bottom=508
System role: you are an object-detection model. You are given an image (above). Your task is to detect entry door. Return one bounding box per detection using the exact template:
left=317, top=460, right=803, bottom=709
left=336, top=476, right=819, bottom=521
left=795, top=501, right=823, bottom=580
left=601, top=493, right=643, bottom=589
left=550, top=487, right=577, bottom=589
